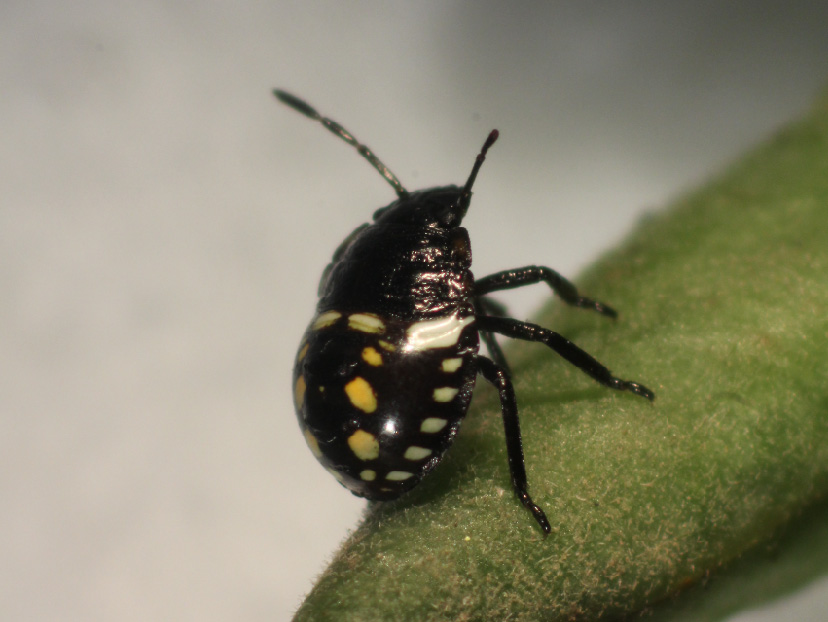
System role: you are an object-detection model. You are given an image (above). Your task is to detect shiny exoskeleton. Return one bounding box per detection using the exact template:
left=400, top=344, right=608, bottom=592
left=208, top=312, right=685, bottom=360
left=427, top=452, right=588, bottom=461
left=278, top=90, right=654, bottom=534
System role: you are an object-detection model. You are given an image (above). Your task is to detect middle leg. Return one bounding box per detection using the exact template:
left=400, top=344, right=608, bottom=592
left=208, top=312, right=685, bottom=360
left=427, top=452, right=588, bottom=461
left=477, top=315, right=654, bottom=401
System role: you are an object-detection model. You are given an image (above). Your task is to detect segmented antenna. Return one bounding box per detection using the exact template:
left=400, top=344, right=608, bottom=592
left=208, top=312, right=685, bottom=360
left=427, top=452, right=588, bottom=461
left=273, top=89, right=408, bottom=197
left=461, top=129, right=498, bottom=198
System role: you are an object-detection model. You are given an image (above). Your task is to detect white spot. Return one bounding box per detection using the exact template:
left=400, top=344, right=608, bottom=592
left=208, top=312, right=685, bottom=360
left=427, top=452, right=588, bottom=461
left=404, top=313, right=474, bottom=351
left=360, top=470, right=377, bottom=481
left=420, top=418, right=448, bottom=433
left=440, top=358, right=463, bottom=373
left=433, top=387, right=459, bottom=402
left=386, top=471, right=414, bottom=481
left=404, top=446, right=432, bottom=461
left=312, top=311, right=341, bottom=330
left=348, top=313, right=385, bottom=333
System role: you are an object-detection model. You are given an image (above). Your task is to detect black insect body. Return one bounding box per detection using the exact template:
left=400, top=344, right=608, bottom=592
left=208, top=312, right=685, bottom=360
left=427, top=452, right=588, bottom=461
left=278, top=90, right=654, bottom=534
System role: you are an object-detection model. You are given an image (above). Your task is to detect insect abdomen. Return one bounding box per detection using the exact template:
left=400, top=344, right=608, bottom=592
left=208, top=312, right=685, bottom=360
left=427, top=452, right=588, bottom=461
left=293, top=308, right=479, bottom=499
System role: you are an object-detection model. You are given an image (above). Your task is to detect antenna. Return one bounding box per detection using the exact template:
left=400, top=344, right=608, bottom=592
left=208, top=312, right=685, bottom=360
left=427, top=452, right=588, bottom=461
left=273, top=89, right=408, bottom=197
left=461, top=129, right=498, bottom=201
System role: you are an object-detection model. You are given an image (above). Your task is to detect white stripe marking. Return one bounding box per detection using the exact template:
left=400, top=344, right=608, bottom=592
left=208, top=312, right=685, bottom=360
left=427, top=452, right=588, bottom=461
left=404, top=314, right=474, bottom=351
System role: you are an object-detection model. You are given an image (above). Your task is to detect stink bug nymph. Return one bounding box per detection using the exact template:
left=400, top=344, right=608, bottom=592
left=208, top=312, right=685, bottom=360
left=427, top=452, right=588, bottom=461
left=278, top=89, right=653, bottom=534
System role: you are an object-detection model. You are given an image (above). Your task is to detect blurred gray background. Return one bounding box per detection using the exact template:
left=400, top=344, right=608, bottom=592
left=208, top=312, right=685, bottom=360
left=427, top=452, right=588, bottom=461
left=2, top=2, right=828, bottom=620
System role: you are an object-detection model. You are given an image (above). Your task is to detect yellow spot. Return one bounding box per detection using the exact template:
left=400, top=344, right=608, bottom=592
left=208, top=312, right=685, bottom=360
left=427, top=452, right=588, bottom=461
left=312, top=311, right=341, bottom=330
left=303, top=429, right=322, bottom=459
left=348, top=313, right=385, bottom=333
left=347, top=430, right=379, bottom=461
left=386, top=471, right=414, bottom=481
left=433, top=387, right=459, bottom=403
left=464, top=536, right=471, bottom=542
left=345, top=377, right=377, bottom=413
left=420, top=418, right=448, bottom=433
left=296, top=341, right=309, bottom=362
left=378, top=340, right=396, bottom=352
left=403, top=446, right=432, bottom=461
left=359, top=470, right=377, bottom=481
left=440, top=358, right=463, bottom=373
left=294, top=375, right=306, bottom=410
left=361, top=346, right=383, bottom=367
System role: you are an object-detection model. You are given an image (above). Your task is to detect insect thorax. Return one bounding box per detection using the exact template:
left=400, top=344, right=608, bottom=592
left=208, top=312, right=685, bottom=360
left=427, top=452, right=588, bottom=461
left=318, top=218, right=474, bottom=319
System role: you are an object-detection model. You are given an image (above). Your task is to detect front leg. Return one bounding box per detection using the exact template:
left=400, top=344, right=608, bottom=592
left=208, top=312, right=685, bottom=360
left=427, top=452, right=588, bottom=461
left=477, top=316, right=655, bottom=401
left=477, top=356, right=551, bottom=534
left=474, top=266, right=617, bottom=318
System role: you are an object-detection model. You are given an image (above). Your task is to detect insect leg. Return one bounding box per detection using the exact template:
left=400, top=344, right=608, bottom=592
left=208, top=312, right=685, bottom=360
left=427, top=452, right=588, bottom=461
left=473, top=297, right=510, bottom=374
left=474, top=266, right=617, bottom=318
left=477, top=355, right=551, bottom=534
left=477, top=316, right=655, bottom=401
